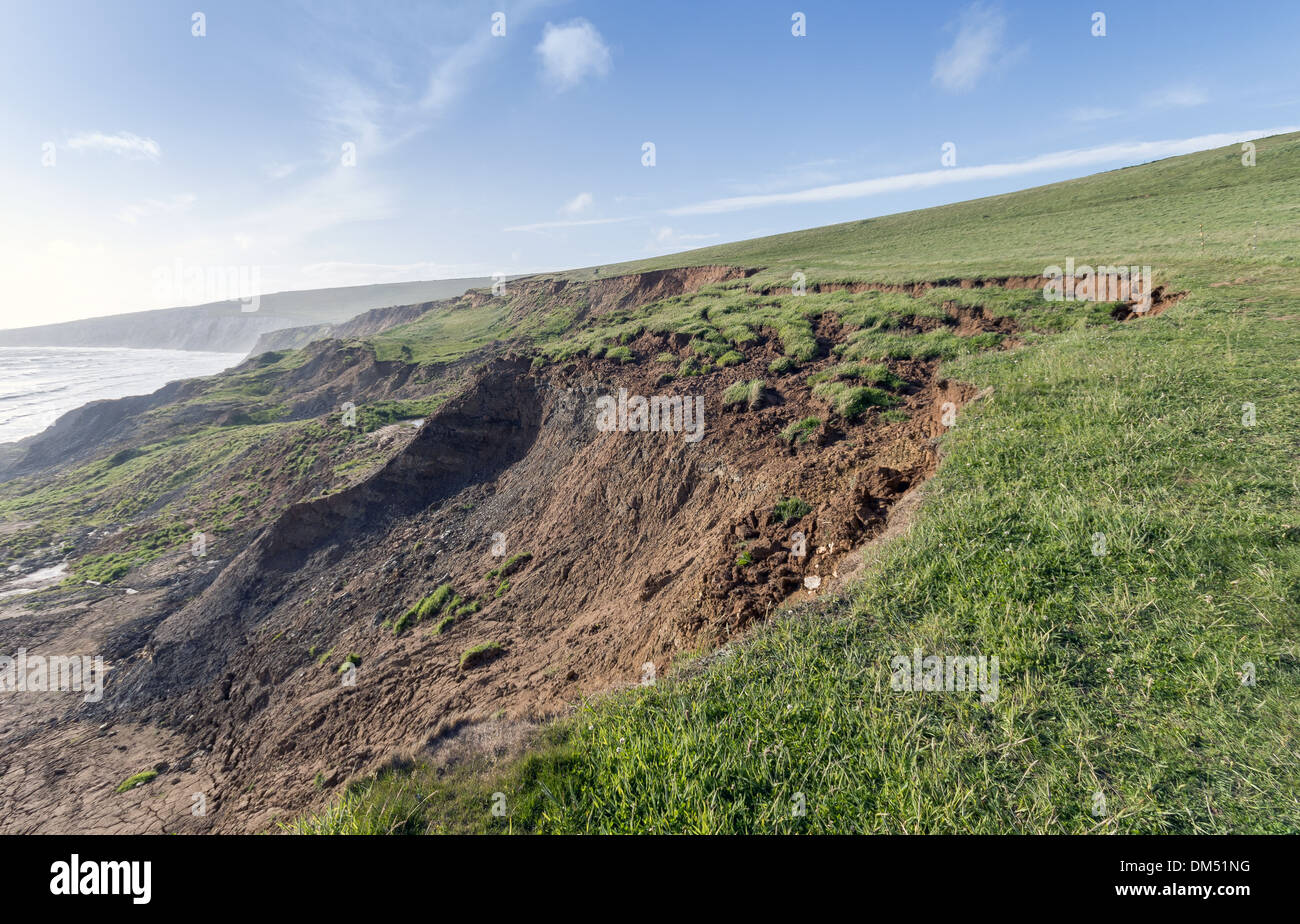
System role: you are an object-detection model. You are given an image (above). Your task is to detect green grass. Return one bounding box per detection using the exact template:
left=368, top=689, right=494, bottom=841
left=771, top=496, right=813, bottom=524
left=237, top=133, right=1300, bottom=832
left=394, top=584, right=456, bottom=635
left=432, top=615, right=456, bottom=636
left=485, top=552, right=532, bottom=582
left=780, top=417, right=820, bottom=444
left=115, top=770, right=158, bottom=794
left=370, top=302, right=511, bottom=364
left=460, top=642, right=506, bottom=671
left=722, top=378, right=765, bottom=410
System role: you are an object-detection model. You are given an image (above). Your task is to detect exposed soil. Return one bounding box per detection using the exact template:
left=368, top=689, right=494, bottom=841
left=0, top=272, right=1166, bottom=834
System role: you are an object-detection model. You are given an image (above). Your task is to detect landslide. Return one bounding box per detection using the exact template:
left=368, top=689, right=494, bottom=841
left=1, top=266, right=1159, bottom=833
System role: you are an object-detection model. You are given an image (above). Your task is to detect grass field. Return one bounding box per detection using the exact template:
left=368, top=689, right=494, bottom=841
left=295, top=134, right=1300, bottom=833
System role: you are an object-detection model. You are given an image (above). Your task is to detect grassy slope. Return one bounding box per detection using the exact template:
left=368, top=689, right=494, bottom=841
left=296, top=134, right=1300, bottom=832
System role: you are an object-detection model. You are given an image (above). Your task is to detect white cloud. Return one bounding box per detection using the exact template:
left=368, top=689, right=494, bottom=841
left=932, top=3, right=1007, bottom=92
left=265, top=162, right=300, bottom=180
left=66, top=131, right=161, bottom=161
left=666, top=126, right=1300, bottom=216
left=117, top=193, right=196, bottom=224
left=559, top=192, right=594, bottom=216
left=535, top=19, right=611, bottom=90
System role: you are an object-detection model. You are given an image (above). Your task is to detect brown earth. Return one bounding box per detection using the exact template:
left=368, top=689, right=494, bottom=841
left=0, top=271, right=1164, bottom=833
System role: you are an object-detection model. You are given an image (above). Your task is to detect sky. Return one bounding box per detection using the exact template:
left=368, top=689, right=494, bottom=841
left=2, top=0, right=1298, bottom=326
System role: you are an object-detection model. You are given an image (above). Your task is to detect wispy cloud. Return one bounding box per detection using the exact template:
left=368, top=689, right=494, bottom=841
left=117, top=193, right=196, bottom=224
left=66, top=131, right=161, bottom=161
left=666, top=127, right=1300, bottom=215
left=559, top=192, right=594, bottom=216
left=536, top=19, right=611, bottom=90
left=932, top=3, right=1009, bottom=92
left=265, top=162, right=300, bottom=180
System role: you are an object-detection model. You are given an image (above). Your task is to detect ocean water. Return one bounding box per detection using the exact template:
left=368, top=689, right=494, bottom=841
left=0, top=347, right=244, bottom=444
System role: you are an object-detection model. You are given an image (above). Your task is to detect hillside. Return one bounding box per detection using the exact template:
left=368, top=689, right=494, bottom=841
left=0, top=277, right=493, bottom=353
left=0, top=134, right=1295, bottom=834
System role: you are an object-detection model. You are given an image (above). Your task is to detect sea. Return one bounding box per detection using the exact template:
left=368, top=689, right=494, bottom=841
left=0, top=347, right=245, bottom=445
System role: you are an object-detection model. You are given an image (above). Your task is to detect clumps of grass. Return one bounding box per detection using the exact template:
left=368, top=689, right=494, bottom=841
left=839, top=328, right=1002, bottom=363
left=780, top=417, right=820, bottom=444
left=432, top=615, right=456, bottom=636
left=455, top=599, right=480, bottom=617
left=337, top=653, right=361, bottom=673
left=485, top=552, right=532, bottom=582
left=881, top=408, right=909, bottom=423
left=771, top=496, right=813, bottom=524
left=395, top=583, right=456, bottom=635
left=678, top=357, right=709, bottom=377
left=722, top=378, right=767, bottom=411
left=777, top=318, right=819, bottom=361
left=115, top=770, right=158, bottom=794
left=495, top=580, right=510, bottom=598
left=768, top=356, right=799, bottom=374
left=690, top=338, right=732, bottom=360
left=460, top=641, right=505, bottom=670
left=717, top=350, right=745, bottom=367
left=604, top=345, right=634, bottom=364
left=655, top=352, right=676, bottom=363
left=812, top=380, right=897, bottom=420
left=808, top=362, right=904, bottom=389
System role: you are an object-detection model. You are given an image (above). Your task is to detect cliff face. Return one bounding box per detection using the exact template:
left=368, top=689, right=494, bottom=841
left=247, top=301, right=439, bottom=355
left=0, top=278, right=493, bottom=353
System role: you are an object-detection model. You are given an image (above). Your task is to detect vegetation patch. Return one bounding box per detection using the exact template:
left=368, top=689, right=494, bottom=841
left=460, top=641, right=506, bottom=671
left=115, top=770, right=158, bottom=794
left=771, top=496, right=813, bottom=524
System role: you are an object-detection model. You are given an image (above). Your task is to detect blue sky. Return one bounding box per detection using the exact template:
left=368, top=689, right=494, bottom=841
left=2, top=0, right=1298, bottom=324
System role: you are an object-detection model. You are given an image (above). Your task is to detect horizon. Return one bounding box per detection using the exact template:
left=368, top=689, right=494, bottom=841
left=3, top=0, right=1299, bottom=326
